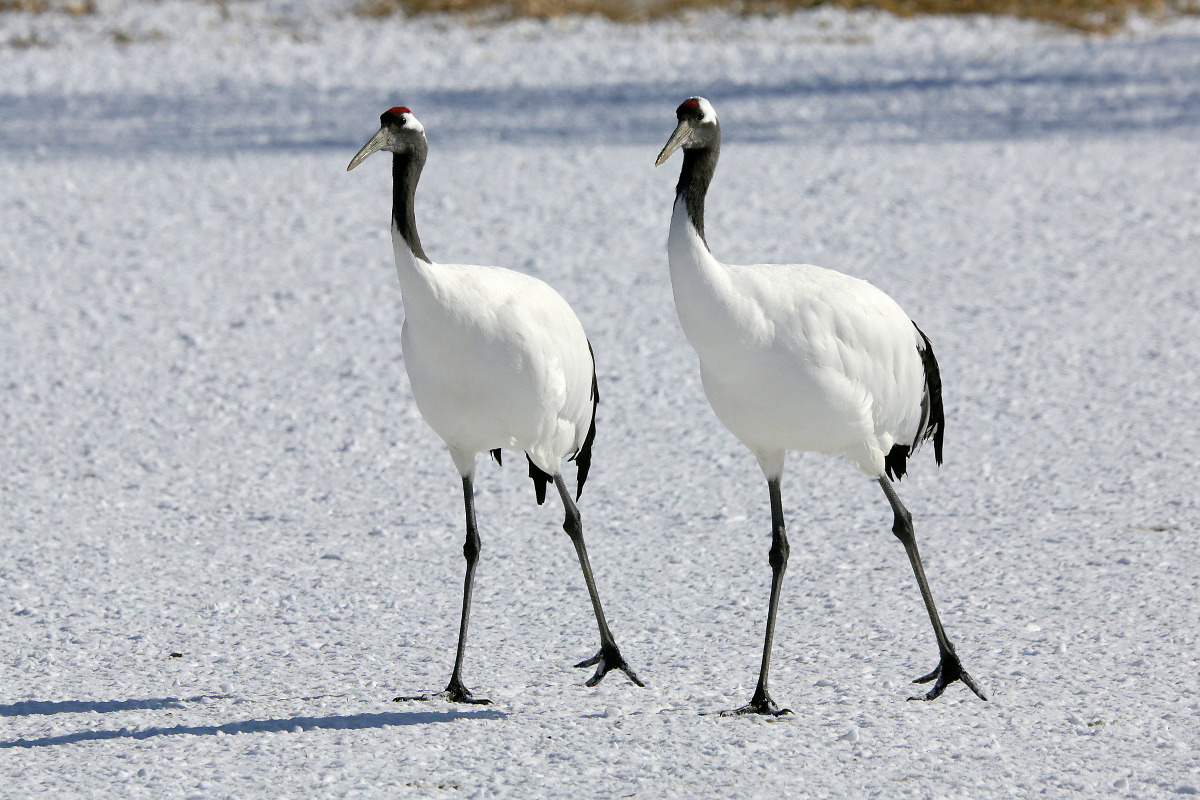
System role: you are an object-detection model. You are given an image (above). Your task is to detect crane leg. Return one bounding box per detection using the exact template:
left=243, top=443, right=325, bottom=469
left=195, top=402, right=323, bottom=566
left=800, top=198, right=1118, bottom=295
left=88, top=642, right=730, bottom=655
left=722, top=477, right=792, bottom=716
left=394, top=474, right=491, bottom=705
left=878, top=476, right=987, bottom=701
left=553, top=474, right=644, bottom=688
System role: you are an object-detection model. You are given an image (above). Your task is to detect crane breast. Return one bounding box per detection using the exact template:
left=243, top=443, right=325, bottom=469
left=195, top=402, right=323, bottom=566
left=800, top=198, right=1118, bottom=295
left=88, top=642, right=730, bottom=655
left=401, top=263, right=594, bottom=464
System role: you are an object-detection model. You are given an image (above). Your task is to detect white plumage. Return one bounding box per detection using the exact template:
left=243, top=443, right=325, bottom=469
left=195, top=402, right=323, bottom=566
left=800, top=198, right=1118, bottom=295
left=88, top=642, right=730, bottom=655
left=397, top=258, right=594, bottom=478
left=670, top=238, right=931, bottom=479
left=349, top=106, right=640, bottom=705
left=657, top=96, right=984, bottom=715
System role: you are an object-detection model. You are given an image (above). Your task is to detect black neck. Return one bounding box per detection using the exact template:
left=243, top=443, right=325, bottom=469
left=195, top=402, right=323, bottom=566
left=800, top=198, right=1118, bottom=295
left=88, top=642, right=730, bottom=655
left=675, top=143, right=719, bottom=247
left=391, top=143, right=429, bottom=263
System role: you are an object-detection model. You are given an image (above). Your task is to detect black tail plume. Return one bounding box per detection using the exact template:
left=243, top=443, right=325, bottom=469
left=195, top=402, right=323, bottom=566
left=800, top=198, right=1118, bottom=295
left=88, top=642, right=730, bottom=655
left=885, top=323, right=945, bottom=482
left=914, top=323, right=945, bottom=467
left=526, top=454, right=551, bottom=505
left=568, top=339, right=600, bottom=500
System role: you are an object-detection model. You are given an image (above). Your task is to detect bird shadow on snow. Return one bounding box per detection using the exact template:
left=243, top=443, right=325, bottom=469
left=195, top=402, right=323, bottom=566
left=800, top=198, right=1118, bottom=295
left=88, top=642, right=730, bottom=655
left=3, top=37, right=1200, bottom=157
left=0, top=708, right=505, bottom=749
left=0, top=695, right=219, bottom=717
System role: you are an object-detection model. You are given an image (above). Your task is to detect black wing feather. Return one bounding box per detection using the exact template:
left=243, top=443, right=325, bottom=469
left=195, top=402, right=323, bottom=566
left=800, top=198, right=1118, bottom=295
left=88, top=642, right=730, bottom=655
left=524, top=340, right=599, bottom=504
left=526, top=454, right=551, bottom=505
left=884, top=322, right=945, bottom=482
left=567, top=339, right=599, bottom=500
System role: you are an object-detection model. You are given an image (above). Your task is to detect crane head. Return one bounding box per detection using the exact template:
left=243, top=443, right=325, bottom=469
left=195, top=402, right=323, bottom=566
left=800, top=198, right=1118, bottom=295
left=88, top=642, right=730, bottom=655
left=347, top=107, right=427, bottom=171
left=655, top=96, right=720, bottom=167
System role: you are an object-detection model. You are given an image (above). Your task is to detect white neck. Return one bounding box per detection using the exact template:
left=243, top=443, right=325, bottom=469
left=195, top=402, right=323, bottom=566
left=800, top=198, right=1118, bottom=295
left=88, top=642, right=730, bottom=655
left=390, top=226, right=439, bottom=309
left=667, top=194, right=733, bottom=340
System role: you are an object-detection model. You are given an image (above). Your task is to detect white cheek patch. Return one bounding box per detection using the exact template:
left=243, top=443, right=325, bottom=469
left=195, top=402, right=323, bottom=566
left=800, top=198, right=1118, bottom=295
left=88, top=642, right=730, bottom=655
left=402, top=113, right=425, bottom=134
left=695, top=97, right=717, bottom=124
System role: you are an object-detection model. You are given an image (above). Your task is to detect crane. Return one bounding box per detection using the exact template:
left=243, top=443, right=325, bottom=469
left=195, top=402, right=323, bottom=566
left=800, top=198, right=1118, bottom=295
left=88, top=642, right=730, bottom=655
left=655, top=96, right=986, bottom=715
left=348, top=107, right=642, bottom=704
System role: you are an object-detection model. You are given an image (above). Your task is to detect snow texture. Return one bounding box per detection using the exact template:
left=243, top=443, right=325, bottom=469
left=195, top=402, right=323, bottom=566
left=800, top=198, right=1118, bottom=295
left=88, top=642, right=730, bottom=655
left=2, top=1, right=1199, bottom=796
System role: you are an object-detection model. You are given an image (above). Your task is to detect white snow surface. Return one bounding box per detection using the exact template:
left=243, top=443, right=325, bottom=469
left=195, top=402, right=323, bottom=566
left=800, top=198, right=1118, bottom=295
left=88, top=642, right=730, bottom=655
left=3, top=1, right=1200, bottom=796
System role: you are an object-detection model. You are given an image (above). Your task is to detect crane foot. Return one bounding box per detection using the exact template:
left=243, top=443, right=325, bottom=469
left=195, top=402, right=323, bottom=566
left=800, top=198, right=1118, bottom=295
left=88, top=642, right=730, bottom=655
left=909, top=649, right=987, bottom=701
left=394, top=677, right=491, bottom=705
left=574, top=643, right=644, bottom=687
left=719, top=691, right=792, bottom=717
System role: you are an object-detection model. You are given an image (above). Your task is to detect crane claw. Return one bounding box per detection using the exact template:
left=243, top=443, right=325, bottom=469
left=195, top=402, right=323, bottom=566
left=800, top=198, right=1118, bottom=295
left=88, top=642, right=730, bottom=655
left=718, top=696, right=792, bottom=717
left=574, top=643, right=645, bottom=687
left=394, top=677, right=492, bottom=705
left=909, top=650, right=987, bottom=701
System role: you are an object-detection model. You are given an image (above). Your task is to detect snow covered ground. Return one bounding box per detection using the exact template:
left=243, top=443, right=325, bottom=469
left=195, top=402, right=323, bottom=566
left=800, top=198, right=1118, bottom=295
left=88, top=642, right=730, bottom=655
left=2, top=1, right=1199, bottom=796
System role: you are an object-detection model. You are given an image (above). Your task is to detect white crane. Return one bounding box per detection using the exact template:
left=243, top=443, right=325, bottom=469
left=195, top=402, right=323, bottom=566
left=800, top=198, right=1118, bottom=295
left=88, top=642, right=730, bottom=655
left=348, top=106, right=641, bottom=704
left=655, top=97, right=986, bottom=716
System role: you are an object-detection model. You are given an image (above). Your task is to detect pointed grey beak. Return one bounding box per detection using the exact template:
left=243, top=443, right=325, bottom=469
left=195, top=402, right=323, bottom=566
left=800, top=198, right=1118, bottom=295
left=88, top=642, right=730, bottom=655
left=347, top=127, right=390, bottom=171
left=655, top=119, right=692, bottom=166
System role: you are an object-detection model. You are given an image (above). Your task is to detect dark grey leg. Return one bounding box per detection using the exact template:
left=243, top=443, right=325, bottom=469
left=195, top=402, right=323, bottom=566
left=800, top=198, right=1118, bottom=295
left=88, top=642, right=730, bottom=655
left=722, top=477, right=792, bottom=716
left=879, top=476, right=986, bottom=701
left=553, top=474, right=643, bottom=688
left=395, top=474, right=491, bottom=704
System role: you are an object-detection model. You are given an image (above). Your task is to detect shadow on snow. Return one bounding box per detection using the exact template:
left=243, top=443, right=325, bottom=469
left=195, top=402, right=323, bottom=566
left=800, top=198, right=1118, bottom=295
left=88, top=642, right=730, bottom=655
left=0, top=707, right=506, bottom=749
left=0, top=696, right=223, bottom=717
left=2, top=34, right=1200, bottom=157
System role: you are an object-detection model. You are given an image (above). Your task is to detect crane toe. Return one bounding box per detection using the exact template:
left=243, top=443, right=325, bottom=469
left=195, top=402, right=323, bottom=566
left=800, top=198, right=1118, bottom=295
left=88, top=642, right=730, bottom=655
left=909, top=650, right=988, bottom=702
left=574, top=644, right=645, bottom=687
left=394, top=680, right=493, bottom=705
left=718, top=694, right=793, bottom=717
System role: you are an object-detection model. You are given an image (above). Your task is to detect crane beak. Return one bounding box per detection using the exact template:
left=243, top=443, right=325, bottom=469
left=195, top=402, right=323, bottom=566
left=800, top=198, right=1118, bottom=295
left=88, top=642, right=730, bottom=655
left=347, top=127, right=389, bottom=171
left=655, top=120, right=692, bottom=166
